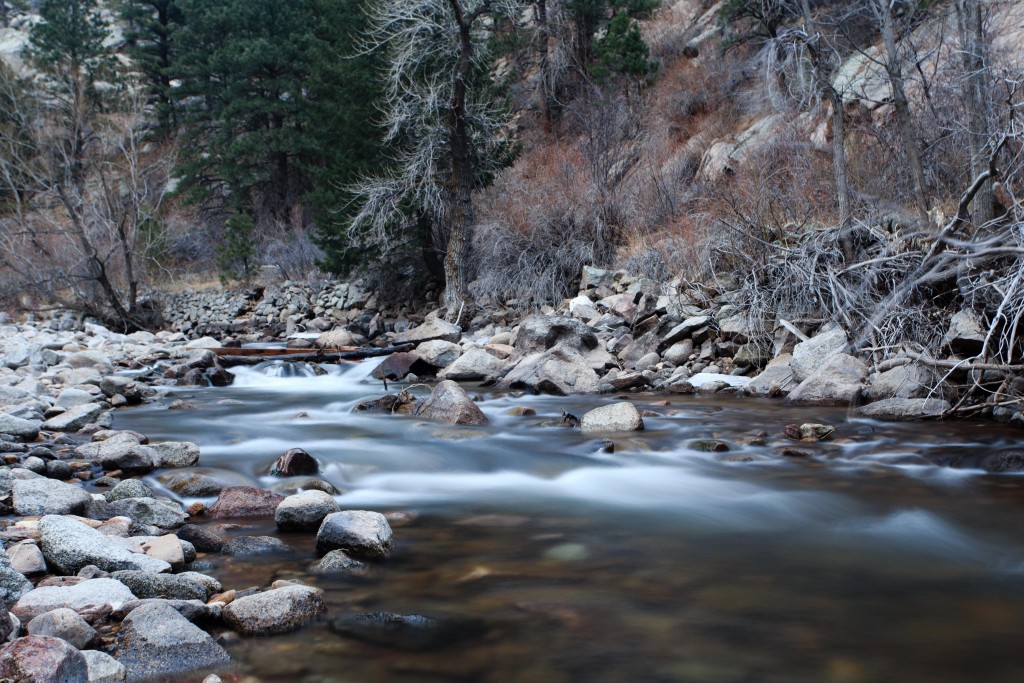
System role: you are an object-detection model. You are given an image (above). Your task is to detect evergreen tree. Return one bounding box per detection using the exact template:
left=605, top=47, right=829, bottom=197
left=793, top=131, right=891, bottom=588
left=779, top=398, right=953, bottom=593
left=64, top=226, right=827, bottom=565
left=593, top=10, right=657, bottom=85
left=30, top=0, right=109, bottom=81
left=121, top=0, right=184, bottom=132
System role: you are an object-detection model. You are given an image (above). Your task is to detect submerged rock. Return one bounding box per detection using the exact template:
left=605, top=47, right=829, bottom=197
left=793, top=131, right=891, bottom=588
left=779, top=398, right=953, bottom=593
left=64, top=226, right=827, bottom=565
left=222, top=585, right=327, bottom=636
left=222, top=536, right=292, bottom=556
left=329, top=612, right=482, bottom=651
left=309, top=550, right=367, bottom=575
left=208, top=486, right=285, bottom=518
left=115, top=601, right=230, bottom=681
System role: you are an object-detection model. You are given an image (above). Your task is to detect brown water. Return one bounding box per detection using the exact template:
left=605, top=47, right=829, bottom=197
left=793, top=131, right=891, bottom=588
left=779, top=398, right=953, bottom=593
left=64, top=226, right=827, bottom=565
left=114, top=361, right=1024, bottom=683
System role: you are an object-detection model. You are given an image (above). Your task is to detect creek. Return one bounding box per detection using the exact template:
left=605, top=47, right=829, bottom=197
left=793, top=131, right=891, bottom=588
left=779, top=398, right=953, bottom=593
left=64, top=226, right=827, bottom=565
left=115, top=359, right=1024, bottom=683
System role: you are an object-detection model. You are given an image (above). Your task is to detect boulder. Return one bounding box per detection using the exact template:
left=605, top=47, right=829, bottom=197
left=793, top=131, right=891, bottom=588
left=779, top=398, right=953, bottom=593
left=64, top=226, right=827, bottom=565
left=437, top=347, right=509, bottom=381
left=12, top=579, right=138, bottom=622
left=415, top=340, right=462, bottom=368
left=943, top=309, right=986, bottom=356
left=662, top=340, right=694, bottom=365
left=111, top=571, right=207, bottom=601
left=222, top=585, right=327, bottom=636
left=864, top=364, right=933, bottom=401
left=513, top=315, right=597, bottom=355
left=1, top=550, right=34, bottom=606
left=41, top=403, right=105, bottom=432
left=107, top=498, right=188, bottom=529
left=744, top=354, right=798, bottom=397
left=275, top=490, right=340, bottom=531
left=150, top=442, right=201, bottom=468
left=156, top=471, right=225, bottom=497
left=175, top=524, right=224, bottom=553
left=0, top=413, right=41, bottom=441
left=660, top=316, right=711, bottom=348
left=392, top=318, right=461, bottom=345
left=27, top=608, right=97, bottom=649
left=413, top=380, right=488, bottom=426
left=316, top=511, right=394, bottom=560
left=855, top=398, right=951, bottom=421
left=785, top=354, right=867, bottom=407
left=791, top=326, right=848, bottom=382
left=500, top=344, right=600, bottom=395
left=115, top=601, right=230, bottom=681
left=0, top=635, right=89, bottom=683
left=371, top=352, right=435, bottom=381
left=208, top=486, right=285, bottom=518
left=82, top=650, right=126, bottom=683
left=269, top=448, right=319, bottom=477
left=12, top=479, right=93, bottom=516
left=105, top=480, right=153, bottom=502
left=580, top=402, right=644, bottom=434
left=315, top=328, right=356, bottom=349
left=38, top=516, right=170, bottom=575
left=73, top=434, right=156, bottom=473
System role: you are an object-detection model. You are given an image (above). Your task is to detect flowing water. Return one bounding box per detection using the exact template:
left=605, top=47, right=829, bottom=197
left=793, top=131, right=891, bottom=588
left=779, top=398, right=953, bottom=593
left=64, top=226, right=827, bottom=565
left=114, top=359, right=1024, bottom=683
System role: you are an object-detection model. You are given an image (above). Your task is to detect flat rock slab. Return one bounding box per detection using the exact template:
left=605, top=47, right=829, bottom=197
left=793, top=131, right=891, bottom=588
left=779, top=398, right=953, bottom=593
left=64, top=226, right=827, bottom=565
left=223, top=585, right=327, bottom=636
left=115, top=601, right=230, bottom=682
left=855, top=397, right=951, bottom=421
left=111, top=571, right=207, bottom=601
left=12, top=579, right=137, bottom=622
left=209, top=486, right=285, bottom=518
left=39, top=515, right=171, bottom=575
left=12, top=479, right=93, bottom=516
left=392, top=318, right=461, bottom=345
left=41, top=403, right=105, bottom=432
left=317, top=511, right=394, bottom=560
left=0, top=635, right=89, bottom=683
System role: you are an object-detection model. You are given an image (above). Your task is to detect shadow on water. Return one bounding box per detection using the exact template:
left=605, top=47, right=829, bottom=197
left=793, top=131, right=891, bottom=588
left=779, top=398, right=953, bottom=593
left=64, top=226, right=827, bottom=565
left=115, top=359, right=1024, bottom=683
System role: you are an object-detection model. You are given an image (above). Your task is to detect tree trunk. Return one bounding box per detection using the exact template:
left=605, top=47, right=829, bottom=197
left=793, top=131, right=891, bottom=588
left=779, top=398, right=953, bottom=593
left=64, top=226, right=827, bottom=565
left=536, top=0, right=555, bottom=133
left=956, top=0, right=993, bottom=228
left=443, top=0, right=478, bottom=318
left=875, top=0, right=930, bottom=222
left=801, top=0, right=852, bottom=259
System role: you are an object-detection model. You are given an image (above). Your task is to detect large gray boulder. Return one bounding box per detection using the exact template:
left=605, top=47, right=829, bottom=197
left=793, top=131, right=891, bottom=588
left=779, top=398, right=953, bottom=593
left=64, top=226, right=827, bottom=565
left=744, top=354, right=798, bottom=397
left=150, top=441, right=201, bottom=468
left=785, top=354, right=867, bottom=407
left=413, top=380, right=488, bottom=426
left=38, top=516, right=171, bottom=575
left=317, top=511, right=394, bottom=560
left=415, top=340, right=462, bottom=368
left=791, top=326, right=848, bottom=382
left=513, top=315, right=597, bottom=355
left=27, top=608, right=97, bottom=649
left=500, top=344, right=600, bottom=395
left=222, top=585, right=327, bottom=636
left=0, top=635, right=89, bottom=683
left=110, top=571, right=208, bottom=601
left=855, top=398, right=951, bottom=421
left=115, top=601, right=230, bottom=682
left=392, top=318, right=461, bottom=345
left=437, top=347, right=509, bottom=381
left=12, top=479, right=93, bottom=516
left=943, top=309, right=986, bottom=356
left=864, top=364, right=934, bottom=401
left=107, top=497, right=188, bottom=529
left=73, top=433, right=157, bottom=473
left=580, top=402, right=644, bottom=434
left=275, top=490, right=340, bottom=531
left=12, top=579, right=138, bottom=622
left=41, top=403, right=105, bottom=432
left=0, top=413, right=41, bottom=441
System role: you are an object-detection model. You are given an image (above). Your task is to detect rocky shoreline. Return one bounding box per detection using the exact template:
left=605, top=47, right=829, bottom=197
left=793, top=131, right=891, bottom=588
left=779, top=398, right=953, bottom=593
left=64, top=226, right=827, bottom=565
left=0, top=265, right=1019, bottom=681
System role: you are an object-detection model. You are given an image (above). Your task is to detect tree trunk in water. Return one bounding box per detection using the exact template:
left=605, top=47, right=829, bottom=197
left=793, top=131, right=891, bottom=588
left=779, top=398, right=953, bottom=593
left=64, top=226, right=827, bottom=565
left=876, top=0, right=930, bottom=222
left=956, top=0, right=993, bottom=228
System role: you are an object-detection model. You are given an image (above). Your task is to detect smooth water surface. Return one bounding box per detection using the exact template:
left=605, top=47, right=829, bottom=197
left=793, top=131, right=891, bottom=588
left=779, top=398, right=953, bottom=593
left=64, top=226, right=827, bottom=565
left=115, top=360, right=1024, bottom=683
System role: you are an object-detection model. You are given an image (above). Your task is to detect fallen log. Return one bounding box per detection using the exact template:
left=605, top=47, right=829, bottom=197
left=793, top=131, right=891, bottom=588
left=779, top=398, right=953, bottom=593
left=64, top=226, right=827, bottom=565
left=214, top=344, right=414, bottom=367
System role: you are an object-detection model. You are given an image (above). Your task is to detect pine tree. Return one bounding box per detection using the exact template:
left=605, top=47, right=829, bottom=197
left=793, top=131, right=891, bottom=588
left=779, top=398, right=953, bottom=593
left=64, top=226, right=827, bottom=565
left=593, top=11, right=657, bottom=85
left=121, top=0, right=184, bottom=132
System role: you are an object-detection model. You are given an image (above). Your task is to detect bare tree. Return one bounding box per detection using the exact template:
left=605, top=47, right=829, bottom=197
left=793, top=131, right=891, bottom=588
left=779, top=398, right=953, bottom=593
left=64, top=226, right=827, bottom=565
left=955, top=0, right=993, bottom=228
left=348, top=0, right=522, bottom=318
